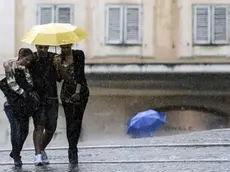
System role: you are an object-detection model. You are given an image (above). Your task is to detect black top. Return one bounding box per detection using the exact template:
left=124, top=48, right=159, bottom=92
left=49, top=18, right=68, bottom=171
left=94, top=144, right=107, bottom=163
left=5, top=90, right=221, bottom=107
left=30, top=52, right=58, bottom=100
left=0, top=69, right=39, bottom=116
left=60, top=50, right=89, bottom=103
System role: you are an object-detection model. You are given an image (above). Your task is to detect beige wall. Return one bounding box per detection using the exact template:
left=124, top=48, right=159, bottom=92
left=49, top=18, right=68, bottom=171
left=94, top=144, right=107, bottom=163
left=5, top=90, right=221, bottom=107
left=0, top=0, right=15, bottom=74
left=0, top=0, right=229, bottom=148
left=82, top=95, right=229, bottom=141
left=154, top=0, right=179, bottom=60
left=0, top=93, right=227, bottom=148
left=178, top=0, right=230, bottom=58
left=15, top=0, right=155, bottom=59
left=3, top=0, right=230, bottom=68
left=90, top=0, right=154, bottom=58
left=16, top=0, right=88, bottom=54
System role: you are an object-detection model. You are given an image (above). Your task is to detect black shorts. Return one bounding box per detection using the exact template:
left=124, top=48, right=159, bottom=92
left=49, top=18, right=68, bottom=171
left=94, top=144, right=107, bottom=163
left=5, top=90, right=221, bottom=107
left=32, top=98, right=59, bottom=132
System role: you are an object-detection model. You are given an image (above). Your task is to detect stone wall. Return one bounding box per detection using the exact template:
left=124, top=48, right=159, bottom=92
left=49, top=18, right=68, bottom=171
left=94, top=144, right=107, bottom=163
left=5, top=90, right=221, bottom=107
left=0, top=93, right=228, bottom=149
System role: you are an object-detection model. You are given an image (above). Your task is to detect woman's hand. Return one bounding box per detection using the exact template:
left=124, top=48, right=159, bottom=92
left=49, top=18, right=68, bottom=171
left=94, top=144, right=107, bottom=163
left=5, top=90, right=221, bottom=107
left=70, top=93, right=81, bottom=104
left=29, top=92, right=40, bottom=103
left=70, top=93, right=80, bottom=101
left=53, top=55, right=62, bottom=66
left=3, top=60, right=14, bottom=77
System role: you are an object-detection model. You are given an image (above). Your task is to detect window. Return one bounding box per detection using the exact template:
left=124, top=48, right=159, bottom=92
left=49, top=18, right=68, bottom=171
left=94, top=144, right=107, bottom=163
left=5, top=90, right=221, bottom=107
left=105, top=4, right=142, bottom=45
left=193, top=5, right=228, bottom=45
left=37, top=4, right=73, bottom=24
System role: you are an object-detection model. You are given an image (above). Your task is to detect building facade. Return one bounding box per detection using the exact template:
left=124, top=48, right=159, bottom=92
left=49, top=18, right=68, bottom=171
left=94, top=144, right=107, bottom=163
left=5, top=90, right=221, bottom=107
left=1, top=0, right=230, bottom=63
left=0, top=0, right=230, bottom=146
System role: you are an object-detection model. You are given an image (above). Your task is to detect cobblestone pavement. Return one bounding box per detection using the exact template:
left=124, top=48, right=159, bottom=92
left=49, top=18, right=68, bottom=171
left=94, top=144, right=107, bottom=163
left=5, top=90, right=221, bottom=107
left=0, top=162, right=230, bottom=172
left=1, top=129, right=230, bottom=172
left=1, top=146, right=230, bottom=163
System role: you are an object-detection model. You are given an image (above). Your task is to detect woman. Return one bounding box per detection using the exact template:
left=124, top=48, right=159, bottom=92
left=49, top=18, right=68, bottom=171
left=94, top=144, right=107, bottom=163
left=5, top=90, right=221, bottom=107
left=1, top=48, right=41, bottom=166
left=54, top=44, right=89, bottom=165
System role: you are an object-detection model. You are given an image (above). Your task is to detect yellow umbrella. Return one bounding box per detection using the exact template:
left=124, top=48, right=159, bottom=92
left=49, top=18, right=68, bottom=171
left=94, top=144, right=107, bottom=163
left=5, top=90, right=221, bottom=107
left=21, top=23, right=88, bottom=46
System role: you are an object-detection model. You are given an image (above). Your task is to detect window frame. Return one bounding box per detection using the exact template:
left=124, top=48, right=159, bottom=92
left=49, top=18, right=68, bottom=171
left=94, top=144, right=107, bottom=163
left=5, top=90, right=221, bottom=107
left=193, top=4, right=229, bottom=45
left=211, top=5, right=229, bottom=44
left=55, top=4, right=74, bottom=24
left=124, top=5, right=142, bottom=45
left=193, top=5, right=211, bottom=45
left=105, top=4, right=124, bottom=45
left=105, top=4, right=142, bottom=45
left=37, top=4, right=55, bottom=25
left=37, top=4, right=74, bottom=25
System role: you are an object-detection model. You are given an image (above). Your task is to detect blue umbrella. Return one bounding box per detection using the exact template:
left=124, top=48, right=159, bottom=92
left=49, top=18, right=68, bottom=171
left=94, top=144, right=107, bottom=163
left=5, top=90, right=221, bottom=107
left=127, top=109, right=167, bottom=138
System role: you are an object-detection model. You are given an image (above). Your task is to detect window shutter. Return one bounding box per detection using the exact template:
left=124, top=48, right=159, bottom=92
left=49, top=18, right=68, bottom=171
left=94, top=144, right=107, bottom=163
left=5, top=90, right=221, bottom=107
left=193, top=5, right=211, bottom=44
left=105, top=5, right=123, bottom=44
left=56, top=5, right=73, bottom=24
left=37, top=5, right=55, bottom=25
left=124, top=5, right=142, bottom=44
left=212, top=5, right=228, bottom=44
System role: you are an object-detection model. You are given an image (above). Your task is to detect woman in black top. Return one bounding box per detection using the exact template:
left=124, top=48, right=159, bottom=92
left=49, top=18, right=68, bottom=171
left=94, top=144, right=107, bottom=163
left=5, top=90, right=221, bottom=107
left=54, top=44, right=89, bottom=165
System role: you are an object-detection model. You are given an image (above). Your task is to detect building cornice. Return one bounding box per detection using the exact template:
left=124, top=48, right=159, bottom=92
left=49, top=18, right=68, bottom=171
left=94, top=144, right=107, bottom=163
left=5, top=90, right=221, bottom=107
left=85, top=64, right=230, bottom=74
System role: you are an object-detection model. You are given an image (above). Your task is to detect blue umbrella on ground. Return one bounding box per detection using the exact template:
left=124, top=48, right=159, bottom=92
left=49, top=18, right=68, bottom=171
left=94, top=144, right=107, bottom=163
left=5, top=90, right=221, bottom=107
left=127, top=109, right=167, bottom=138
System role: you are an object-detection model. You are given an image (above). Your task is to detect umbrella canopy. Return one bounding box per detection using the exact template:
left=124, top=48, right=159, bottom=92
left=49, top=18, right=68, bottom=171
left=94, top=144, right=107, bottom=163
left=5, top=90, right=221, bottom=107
left=21, top=23, right=88, bottom=46
left=127, top=109, right=166, bottom=138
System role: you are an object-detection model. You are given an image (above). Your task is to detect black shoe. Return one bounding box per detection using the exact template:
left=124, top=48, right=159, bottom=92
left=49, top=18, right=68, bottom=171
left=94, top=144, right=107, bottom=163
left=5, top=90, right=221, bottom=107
left=10, top=152, right=22, bottom=167
left=13, top=156, right=22, bottom=167
left=14, top=158, right=22, bottom=167
left=68, top=148, right=78, bottom=165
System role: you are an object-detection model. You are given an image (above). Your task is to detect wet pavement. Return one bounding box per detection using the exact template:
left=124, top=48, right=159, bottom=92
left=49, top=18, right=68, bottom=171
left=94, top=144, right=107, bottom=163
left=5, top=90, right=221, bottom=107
left=1, top=146, right=230, bottom=163
left=1, top=162, right=230, bottom=172
left=1, top=129, right=230, bottom=171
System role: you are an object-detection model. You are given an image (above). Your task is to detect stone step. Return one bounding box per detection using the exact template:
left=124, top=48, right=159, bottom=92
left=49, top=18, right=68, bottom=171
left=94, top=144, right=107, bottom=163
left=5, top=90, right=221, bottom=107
left=0, top=162, right=229, bottom=172
left=1, top=128, right=230, bottom=150
left=0, top=145, right=230, bottom=164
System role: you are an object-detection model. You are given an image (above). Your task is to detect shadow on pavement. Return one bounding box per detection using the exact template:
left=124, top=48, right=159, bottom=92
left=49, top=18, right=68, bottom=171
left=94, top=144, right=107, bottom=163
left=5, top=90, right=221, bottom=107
left=10, top=164, right=79, bottom=172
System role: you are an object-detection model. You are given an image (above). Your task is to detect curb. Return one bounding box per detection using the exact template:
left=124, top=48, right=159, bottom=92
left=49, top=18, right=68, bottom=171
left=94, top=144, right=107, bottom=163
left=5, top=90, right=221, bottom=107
left=0, top=142, right=230, bottom=152
left=0, top=159, right=230, bottom=165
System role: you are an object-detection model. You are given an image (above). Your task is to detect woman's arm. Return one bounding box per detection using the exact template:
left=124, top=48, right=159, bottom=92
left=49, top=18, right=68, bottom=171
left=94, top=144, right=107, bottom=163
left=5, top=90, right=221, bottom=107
left=5, top=61, right=25, bottom=96
left=3, top=59, right=17, bottom=77
left=75, top=50, right=89, bottom=100
left=75, top=50, right=87, bottom=84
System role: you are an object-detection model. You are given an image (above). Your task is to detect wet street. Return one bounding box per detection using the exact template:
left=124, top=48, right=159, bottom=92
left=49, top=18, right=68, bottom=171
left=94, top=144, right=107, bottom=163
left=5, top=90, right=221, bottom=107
left=1, top=162, right=230, bottom=172
left=0, top=129, right=230, bottom=171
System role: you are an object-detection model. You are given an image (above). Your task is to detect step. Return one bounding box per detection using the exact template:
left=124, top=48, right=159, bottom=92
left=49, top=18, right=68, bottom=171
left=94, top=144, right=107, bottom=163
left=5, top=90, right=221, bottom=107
left=1, top=145, right=230, bottom=164
left=0, top=162, right=229, bottom=172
